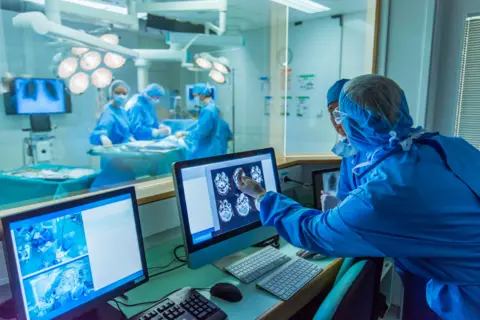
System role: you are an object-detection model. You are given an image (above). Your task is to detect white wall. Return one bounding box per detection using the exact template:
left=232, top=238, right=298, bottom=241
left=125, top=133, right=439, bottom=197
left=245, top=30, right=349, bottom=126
left=427, top=0, right=480, bottom=135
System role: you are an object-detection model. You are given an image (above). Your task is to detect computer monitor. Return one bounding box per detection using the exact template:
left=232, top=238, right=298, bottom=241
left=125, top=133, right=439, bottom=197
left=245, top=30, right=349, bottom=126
left=173, top=148, right=281, bottom=269
left=5, top=78, right=72, bottom=115
left=1, top=187, right=148, bottom=320
left=312, top=168, right=341, bottom=210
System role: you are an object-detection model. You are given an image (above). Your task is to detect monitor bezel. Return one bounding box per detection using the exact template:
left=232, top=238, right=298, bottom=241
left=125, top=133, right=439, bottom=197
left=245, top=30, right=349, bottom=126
left=1, top=187, right=148, bottom=320
left=5, top=77, right=72, bottom=115
left=173, top=148, right=281, bottom=256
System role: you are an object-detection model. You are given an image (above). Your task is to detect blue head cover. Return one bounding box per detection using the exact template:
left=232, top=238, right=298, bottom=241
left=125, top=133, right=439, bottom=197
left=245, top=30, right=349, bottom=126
left=327, top=79, right=350, bottom=106
left=339, top=75, right=414, bottom=152
left=143, top=83, right=165, bottom=99
left=109, top=80, right=130, bottom=100
left=192, top=83, right=212, bottom=97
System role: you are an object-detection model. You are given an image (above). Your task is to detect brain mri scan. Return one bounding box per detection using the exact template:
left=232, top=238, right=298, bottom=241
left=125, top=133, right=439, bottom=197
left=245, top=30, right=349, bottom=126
left=233, top=168, right=245, bottom=189
left=214, top=172, right=231, bottom=196
left=218, top=200, right=234, bottom=222
left=236, top=193, right=251, bottom=217
left=250, top=166, right=263, bottom=184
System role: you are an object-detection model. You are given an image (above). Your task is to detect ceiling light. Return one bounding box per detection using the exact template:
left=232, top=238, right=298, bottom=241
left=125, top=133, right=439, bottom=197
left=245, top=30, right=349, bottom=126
left=57, top=56, right=78, bottom=79
left=72, top=47, right=89, bottom=56
left=91, top=68, right=113, bottom=89
left=270, top=0, right=330, bottom=14
left=100, top=33, right=120, bottom=45
left=213, top=57, right=231, bottom=74
left=69, top=72, right=89, bottom=94
left=80, top=51, right=101, bottom=71
left=104, top=52, right=127, bottom=69
left=209, top=69, right=226, bottom=84
left=194, top=53, right=213, bottom=69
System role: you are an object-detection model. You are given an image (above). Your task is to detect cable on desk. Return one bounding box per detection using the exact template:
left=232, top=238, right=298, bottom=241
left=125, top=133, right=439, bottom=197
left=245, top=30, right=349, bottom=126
left=148, top=258, right=177, bottom=270
left=113, top=299, right=127, bottom=320
left=174, top=244, right=187, bottom=263
left=149, top=263, right=187, bottom=279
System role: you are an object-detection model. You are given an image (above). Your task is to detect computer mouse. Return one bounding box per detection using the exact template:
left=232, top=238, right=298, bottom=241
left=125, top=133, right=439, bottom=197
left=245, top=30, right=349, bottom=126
left=210, top=283, right=243, bottom=303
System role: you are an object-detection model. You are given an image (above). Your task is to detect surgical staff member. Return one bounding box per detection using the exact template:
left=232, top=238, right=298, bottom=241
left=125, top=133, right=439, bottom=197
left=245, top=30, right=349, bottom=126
left=177, top=84, right=222, bottom=159
left=126, top=83, right=171, bottom=140
left=90, top=80, right=133, bottom=146
left=239, top=75, right=480, bottom=320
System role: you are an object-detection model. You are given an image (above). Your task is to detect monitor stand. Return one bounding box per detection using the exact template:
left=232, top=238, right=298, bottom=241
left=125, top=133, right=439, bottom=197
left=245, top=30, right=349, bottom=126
left=212, top=251, right=250, bottom=271
left=73, top=303, right=125, bottom=320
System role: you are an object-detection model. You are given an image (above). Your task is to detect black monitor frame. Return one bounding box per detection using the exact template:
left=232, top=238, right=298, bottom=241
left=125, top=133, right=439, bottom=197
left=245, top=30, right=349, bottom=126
left=173, top=148, right=281, bottom=256
left=1, top=187, right=148, bottom=320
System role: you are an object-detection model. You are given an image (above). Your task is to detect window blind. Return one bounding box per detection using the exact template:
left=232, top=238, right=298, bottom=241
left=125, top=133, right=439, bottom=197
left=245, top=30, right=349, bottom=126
left=455, top=16, right=480, bottom=148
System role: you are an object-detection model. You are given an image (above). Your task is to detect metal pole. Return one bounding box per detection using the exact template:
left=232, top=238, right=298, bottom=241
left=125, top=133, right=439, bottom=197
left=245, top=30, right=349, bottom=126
left=232, top=68, right=236, bottom=152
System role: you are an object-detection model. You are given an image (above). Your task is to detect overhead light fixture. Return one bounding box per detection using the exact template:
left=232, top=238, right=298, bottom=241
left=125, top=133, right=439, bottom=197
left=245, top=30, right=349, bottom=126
left=194, top=53, right=214, bottom=70
left=72, top=47, right=89, bottom=56
left=270, top=0, right=330, bottom=14
left=80, top=51, right=102, bottom=71
left=91, top=68, right=113, bottom=89
left=100, top=33, right=120, bottom=45
left=104, top=52, right=126, bottom=69
left=69, top=72, right=89, bottom=94
left=209, top=69, right=226, bottom=84
left=213, top=57, right=231, bottom=74
left=57, top=56, right=78, bottom=79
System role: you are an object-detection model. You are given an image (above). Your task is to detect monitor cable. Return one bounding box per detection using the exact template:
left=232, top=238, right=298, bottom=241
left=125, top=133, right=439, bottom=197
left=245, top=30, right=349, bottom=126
left=174, top=244, right=187, bottom=263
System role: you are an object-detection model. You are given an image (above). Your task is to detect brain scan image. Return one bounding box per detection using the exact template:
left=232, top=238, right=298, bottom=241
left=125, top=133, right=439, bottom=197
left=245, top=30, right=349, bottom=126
left=236, top=193, right=251, bottom=217
left=218, top=200, right=234, bottom=222
left=214, top=172, right=231, bottom=196
left=233, top=168, right=245, bottom=189
left=250, top=166, right=263, bottom=184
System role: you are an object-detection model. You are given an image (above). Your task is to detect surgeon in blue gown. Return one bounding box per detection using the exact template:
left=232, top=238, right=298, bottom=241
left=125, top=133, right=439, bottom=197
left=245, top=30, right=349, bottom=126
left=177, top=84, right=222, bottom=159
left=238, top=75, right=480, bottom=320
left=89, top=80, right=133, bottom=146
left=126, top=83, right=171, bottom=140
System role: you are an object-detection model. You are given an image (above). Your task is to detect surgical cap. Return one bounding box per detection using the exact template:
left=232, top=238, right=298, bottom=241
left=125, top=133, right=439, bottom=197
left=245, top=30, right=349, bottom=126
left=339, top=74, right=414, bottom=152
left=327, top=79, right=350, bottom=106
left=109, top=80, right=130, bottom=99
left=192, top=83, right=212, bottom=97
left=144, top=83, right=165, bottom=98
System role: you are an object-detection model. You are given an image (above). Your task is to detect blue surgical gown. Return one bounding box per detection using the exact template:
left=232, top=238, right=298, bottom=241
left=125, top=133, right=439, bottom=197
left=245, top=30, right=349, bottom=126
left=219, top=119, right=233, bottom=155
left=260, top=135, right=480, bottom=320
left=127, top=94, right=166, bottom=141
left=337, top=152, right=367, bottom=201
left=89, top=103, right=132, bottom=145
left=185, top=103, right=222, bottom=160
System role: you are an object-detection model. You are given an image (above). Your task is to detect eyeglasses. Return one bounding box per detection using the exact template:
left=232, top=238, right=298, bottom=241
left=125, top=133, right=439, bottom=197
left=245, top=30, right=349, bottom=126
left=333, top=107, right=348, bottom=124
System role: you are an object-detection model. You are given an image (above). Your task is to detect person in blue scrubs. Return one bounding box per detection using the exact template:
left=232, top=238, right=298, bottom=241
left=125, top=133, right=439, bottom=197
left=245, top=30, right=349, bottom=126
left=89, top=80, right=133, bottom=146
left=126, top=83, right=171, bottom=140
left=239, top=74, right=480, bottom=320
left=177, top=84, right=222, bottom=159
left=219, top=118, right=233, bottom=154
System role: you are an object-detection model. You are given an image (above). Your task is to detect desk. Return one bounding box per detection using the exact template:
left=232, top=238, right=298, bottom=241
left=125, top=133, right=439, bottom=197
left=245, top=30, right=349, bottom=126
left=122, top=233, right=342, bottom=320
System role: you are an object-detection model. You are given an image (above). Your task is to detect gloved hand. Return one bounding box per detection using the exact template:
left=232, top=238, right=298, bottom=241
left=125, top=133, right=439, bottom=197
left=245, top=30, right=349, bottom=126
left=321, top=191, right=341, bottom=210
left=158, top=124, right=172, bottom=136
left=175, top=131, right=189, bottom=139
left=129, top=137, right=136, bottom=142
left=296, top=249, right=327, bottom=261
left=237, top=169, right=266, bottom=200
left=100, top=135, right=113, bottom=147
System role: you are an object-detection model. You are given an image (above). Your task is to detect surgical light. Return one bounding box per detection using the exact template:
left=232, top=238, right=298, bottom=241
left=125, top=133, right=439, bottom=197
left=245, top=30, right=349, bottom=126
left=91, top=68, right=113, bottom=89
left=213, top=57, right=231, bottom=74
left=100, top=33, right=120, bottom=45
left=270, top=0, right=330, bottom=14
left=104, top=52, right=127, bottom=69
left=194, top=53, right=213, bottom=70
left=69, top=72, right=89, bottom=94
left=80, top=51, right=102, bottom=71
left=72, top=47, right=89, bottom=56
left=57, top=56, right=78, bottom=79
left=209, top=69, right=226, bottom=85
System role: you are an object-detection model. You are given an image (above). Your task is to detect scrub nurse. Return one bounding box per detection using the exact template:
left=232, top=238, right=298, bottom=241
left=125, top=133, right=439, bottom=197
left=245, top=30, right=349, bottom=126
left=239, top=74, right=480, bottom=320
left=126, top=83, right=171, bottom=140
left=89, top=80, right=133, bottom=146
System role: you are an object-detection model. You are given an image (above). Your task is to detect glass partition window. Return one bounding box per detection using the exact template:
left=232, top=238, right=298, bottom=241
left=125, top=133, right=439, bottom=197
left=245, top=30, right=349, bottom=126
left=0, top=1, right=288, bottom=210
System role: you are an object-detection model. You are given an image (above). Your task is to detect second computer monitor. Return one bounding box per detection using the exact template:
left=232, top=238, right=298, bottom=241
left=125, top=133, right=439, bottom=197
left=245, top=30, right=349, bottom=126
left=173, top=148, right=281, bottom=269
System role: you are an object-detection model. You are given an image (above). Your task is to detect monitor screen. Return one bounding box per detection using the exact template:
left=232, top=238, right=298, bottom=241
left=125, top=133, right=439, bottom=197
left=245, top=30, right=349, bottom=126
left=312, top=169, right=341, bottom=210
left=6, top=78, right=72, bottom=115
left=3, top=190, right=146, bottom=320
left=178, top=151, right=278, bottom=248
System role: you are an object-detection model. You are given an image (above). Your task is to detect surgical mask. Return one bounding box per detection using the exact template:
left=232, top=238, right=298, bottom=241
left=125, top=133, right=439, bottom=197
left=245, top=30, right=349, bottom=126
left=113, top=94, right=128, bottom=107
left=331, top=138, right=358, bottom=158
left=194, top=96, right=202, bottom=106
left=150, top=98, right=160, bottom=104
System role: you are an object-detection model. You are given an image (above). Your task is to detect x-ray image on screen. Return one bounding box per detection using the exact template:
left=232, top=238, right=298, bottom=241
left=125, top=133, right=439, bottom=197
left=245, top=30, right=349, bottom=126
left=322, top=171, right=340, bottom=197
left=209, top=161, right=266, bottom=236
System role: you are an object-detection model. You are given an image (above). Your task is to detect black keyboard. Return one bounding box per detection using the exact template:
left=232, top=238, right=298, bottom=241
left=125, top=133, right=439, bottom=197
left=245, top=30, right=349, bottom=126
left=130, top=288, right=227, bottom=320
